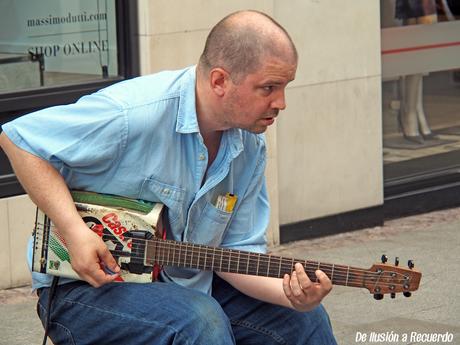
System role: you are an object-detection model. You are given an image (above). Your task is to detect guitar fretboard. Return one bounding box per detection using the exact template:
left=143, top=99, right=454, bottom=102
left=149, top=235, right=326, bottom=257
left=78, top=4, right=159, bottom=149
left=146, top=238, right=370, bottom=288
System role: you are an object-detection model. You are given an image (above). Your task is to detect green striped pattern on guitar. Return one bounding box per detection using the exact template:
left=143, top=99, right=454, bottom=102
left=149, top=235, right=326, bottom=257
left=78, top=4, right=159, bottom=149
left=71, top=190, right=155, bottom=214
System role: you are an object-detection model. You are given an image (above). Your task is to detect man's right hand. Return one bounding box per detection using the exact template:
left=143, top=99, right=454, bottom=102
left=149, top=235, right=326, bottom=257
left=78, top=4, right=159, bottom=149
left=0, top=133, right=120, bottom=288
left=64, top=224, right=121, bottom=287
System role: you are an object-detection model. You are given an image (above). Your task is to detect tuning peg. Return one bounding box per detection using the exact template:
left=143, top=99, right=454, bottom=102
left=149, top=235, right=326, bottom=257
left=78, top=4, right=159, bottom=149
left=408, top=260, right=414, bottom=269
left=381, top=254, right=388, bottom=263
left=403, top=292, right=412, bottom=298
left=373, top=294, right=384, bottom=300
left=394, top=257, right=399, bottom=266
left=391, top=292, right=396, bottom=299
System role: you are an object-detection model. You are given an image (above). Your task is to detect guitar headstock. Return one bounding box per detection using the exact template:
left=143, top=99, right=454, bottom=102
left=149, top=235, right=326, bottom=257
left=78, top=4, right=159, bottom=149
left=365, top=255, right=422, bottom=300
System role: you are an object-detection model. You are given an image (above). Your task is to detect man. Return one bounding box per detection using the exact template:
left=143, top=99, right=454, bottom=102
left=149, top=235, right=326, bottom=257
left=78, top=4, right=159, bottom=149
left=0, top=10, right=337, bottom=344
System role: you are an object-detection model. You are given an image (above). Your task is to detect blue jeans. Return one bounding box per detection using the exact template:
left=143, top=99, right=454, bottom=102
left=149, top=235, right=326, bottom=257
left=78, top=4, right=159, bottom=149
left=37, top=275, right=337, bottom=345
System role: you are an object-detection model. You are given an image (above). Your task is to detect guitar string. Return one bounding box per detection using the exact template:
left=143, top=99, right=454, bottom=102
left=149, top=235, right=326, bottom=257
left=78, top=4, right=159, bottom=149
left=33, top=226, right=412, bottom=281
left=32, top=227, right=389, bottom=278
left=34, top=229, right=414, bottom=287
left=134, top=241, right=409, bottom=282
left=32, top=223, right=390, bottom=278
left=33, top=234, right=410, bottom=288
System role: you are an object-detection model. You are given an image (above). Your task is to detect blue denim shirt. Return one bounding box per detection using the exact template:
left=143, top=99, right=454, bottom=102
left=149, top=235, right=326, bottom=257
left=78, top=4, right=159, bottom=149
left=2, top=66, right=269, bottom=294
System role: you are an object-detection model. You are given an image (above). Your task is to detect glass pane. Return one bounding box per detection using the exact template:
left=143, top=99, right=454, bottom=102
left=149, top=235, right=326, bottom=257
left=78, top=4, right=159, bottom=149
left=381, top=0, right=460, bottom=177
left=0, top=0, right=118, bottom=93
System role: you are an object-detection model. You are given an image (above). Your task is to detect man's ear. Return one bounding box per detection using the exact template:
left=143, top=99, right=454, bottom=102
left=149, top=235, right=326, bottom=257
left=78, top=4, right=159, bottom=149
left=209, top=68, right=230, bottom=97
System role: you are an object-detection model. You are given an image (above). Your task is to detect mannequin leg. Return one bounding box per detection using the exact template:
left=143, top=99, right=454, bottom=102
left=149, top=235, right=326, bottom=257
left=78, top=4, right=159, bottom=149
left=401, top=74, right=423, bottom=143
left=416, top=77, right=438, bottom=139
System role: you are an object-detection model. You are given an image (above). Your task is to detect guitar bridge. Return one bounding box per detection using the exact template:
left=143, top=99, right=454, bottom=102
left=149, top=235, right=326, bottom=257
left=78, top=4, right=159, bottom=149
left=120, top=230, right=154, bottom=275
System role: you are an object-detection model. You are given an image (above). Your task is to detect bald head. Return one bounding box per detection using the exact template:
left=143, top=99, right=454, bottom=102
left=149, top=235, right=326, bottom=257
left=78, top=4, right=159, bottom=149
left=198, top=10, right=297, bottom=83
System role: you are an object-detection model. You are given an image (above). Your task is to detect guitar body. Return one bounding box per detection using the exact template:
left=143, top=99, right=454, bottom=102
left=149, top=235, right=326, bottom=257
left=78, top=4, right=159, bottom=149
left=33, top=191, right=165, bottom=283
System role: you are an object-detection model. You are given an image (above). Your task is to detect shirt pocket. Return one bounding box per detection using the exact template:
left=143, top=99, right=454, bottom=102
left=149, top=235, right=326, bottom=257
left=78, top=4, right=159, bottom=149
left=139, top=177, right=185, bottom=225
left=188, top=201, right=232, bottom=246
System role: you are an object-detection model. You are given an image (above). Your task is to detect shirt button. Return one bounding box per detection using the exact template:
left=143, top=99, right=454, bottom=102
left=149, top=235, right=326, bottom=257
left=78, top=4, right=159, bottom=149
left=198, top=153, right=206, bottom=161
left=162, top=188, right=170, bottom=195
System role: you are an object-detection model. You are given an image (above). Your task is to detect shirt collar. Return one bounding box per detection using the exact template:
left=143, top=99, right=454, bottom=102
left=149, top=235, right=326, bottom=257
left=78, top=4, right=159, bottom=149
left=228, top=128, right=244, bottom=158
left=176, top=66, right=200, bottom=134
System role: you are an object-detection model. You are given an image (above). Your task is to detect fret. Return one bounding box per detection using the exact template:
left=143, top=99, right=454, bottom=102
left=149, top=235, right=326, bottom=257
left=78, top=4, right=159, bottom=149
left=184, top=243, right=188, bottom=267
left=246, top=252, right=255, bottom=275
left=302, top=260, right=310, bottom=280
left=246, top=253, right=251, bottom=274
left=166, top=242, right=171, bottom=266
left=238, top=252, right=248, bottom=275
left=227, top=250, right=231, bottom=272
left=345, top=266, right=350, bottom=286
left=189, top=243, right=194, bottom=267
left=236, top=251, right=240, bottom=273
left=176, top=243, right=181, bottom=267
left=218, top=248, right=223, bottom=271
left=252, top=252, right=260, bottom=275
left=211, top=247, right=216, bottom=270
left=278, top=257, right=282, bottom=278
left=316, top=262, right=320, bottom=283
left=203, top=247, right=207, bottom=269
left=256, top=253, right=261, bottom=275
left=184, top=243, right=190, bottom=267
left=155, top=240, right=161, bottom=264
left=155, top=242, right=163, bottom=265
left=172, top=242, right=176, bottom=266
left=189, top=243, right=196, bottom=268
left=331, top=264, right=335, bottom=283
left=227, top=249, right=235, bottom=273
left=258, top=254, right=269, bottom=277
left=267, top=256, right=279, bottom=278
left=192, top=244, right=196, bottom=268
left=280, top=259, right=291, bottom=277
left=267, top=255, right=271, bottom=276
left=233, top=250, right=241, bottom=273
left=196, top=246, right=201, bottom=269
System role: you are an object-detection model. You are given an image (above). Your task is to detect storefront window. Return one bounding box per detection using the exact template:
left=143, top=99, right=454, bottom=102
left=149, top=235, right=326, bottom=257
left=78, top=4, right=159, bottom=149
left=0, top=0, right=118, bottom=93
left=380, top=0, right=460, bottom=185
left=0, top=0, right=137, bottom=198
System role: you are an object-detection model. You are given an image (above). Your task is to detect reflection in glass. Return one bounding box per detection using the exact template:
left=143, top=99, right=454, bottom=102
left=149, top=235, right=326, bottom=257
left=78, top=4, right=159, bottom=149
left=381, top=0, right=460, bottom=175
left=0, top=0, right=118, bottom=93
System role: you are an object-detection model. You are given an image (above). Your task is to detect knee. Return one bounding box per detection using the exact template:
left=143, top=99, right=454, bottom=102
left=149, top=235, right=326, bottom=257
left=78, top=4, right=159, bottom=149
left=309, top=304, right=333, bottom=328
left=298, top=304, right=336, bottom=344
left=178, top=293, right=234, bottom=343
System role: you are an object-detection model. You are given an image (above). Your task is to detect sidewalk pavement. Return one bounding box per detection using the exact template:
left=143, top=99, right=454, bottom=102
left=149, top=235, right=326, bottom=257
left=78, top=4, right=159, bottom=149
left=1, top=207, right=459, bottom=345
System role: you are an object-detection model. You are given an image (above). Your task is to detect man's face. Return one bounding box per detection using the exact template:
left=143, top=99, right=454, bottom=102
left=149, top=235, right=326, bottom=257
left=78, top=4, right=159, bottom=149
left=222, top=58, right=297, bottom=134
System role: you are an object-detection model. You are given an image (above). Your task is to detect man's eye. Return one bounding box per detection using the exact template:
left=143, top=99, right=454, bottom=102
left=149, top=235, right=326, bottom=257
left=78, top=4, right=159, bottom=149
left=263, top=86, right=273, bottom=92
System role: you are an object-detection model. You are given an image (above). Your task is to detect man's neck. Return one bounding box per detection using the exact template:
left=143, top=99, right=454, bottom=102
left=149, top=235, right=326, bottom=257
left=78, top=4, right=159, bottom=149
left=195, top=75, right=224, bottom=168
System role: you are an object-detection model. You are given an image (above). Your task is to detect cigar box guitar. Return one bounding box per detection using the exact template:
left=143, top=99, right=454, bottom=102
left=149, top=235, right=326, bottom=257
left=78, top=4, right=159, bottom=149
left=32, top=191, right=422, bottom=299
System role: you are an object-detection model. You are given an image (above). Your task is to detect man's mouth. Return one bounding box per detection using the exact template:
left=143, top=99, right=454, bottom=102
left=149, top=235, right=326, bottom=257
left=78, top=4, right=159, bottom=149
left=262, top=117, right=275, bottom=125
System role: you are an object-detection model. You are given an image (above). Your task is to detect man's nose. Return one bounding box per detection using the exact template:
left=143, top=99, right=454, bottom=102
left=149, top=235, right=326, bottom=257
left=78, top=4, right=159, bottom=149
left=271, top=91, right=286, bottom=110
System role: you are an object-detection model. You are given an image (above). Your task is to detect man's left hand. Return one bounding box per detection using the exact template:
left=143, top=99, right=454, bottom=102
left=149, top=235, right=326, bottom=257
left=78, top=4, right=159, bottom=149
left=282, top=262, right=332, bottom=312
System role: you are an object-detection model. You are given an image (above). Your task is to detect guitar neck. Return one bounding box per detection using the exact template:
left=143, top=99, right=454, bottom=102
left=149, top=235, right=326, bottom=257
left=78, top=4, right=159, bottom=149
left=145, top=238, right=368, bottom=289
